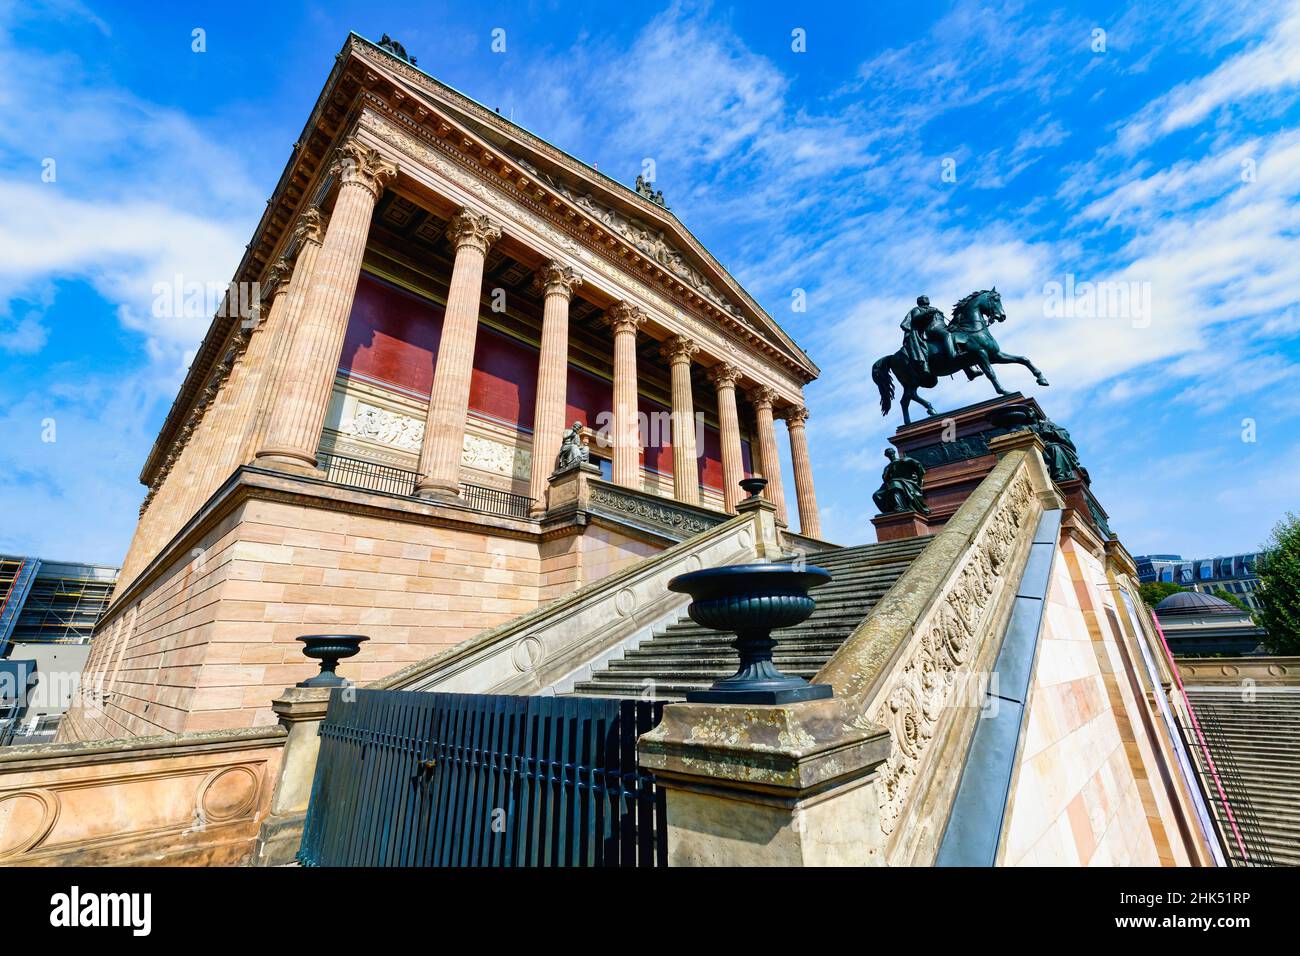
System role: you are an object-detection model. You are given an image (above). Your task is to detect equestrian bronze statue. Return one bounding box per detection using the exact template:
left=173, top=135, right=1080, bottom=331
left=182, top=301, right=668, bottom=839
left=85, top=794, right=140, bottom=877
left=872, top=289, right=1050, bottom=424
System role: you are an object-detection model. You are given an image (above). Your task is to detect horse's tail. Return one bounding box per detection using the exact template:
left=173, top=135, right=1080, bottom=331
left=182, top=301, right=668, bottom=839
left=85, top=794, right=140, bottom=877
left=872, top=356, right=894, bottom=416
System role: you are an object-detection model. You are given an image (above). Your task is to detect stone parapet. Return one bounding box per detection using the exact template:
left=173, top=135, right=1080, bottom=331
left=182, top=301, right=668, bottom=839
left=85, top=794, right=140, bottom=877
left=640, top=444, right=1057, bottom=866
left=0, top=726, right=285, bottom=866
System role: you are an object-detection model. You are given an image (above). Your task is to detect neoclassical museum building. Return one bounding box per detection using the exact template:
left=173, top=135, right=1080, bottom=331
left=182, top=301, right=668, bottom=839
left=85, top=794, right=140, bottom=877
left=59, top=33, right=823, bottom=742
left=17, top=34, right=1252, bottom=872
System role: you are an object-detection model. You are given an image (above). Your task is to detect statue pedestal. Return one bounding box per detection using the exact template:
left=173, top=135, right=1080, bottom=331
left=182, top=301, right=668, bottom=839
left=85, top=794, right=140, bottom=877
left=543, top=461, right=602, bottom=518
left=871, top=510, right=933, bottom=542
left=886, top=392, right=1042, bottom=531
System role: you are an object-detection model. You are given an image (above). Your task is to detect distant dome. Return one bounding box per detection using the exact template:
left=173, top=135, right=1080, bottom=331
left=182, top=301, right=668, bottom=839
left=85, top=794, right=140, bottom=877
left=1155, top=590, right=1239, bottom=615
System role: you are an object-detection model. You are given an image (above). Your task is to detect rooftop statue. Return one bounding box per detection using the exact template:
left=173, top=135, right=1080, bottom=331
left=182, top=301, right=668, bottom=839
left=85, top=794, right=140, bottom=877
left=634, top=173, right=667, bottom=207
left=872, top=288, right=1050, bottom=424
left=376, top=34, right=417, bottom=65
left=872, top=449, right=930, bottom=515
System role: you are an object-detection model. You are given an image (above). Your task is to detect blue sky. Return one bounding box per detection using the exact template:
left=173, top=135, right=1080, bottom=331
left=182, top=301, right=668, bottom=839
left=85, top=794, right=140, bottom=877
left=2, top=0, right=1298, bottom=565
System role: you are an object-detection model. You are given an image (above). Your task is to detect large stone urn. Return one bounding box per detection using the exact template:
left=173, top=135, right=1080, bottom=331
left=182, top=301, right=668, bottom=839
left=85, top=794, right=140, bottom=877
left=667, top=563, right=834, bottom=704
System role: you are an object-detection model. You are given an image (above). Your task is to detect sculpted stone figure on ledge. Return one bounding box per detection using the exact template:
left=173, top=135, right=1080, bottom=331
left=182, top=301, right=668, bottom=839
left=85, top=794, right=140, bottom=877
left=873, top=449, right=930, bottom=515
left=552, top=422, right=590, bottom=476
left=993, top=406, right=1084, bottom=483
left=872, top=288, right=1051, bottom=424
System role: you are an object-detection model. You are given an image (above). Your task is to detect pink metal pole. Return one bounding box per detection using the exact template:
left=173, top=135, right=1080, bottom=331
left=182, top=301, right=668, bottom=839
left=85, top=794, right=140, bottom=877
left=1151, top=609, right=1249, bottom=862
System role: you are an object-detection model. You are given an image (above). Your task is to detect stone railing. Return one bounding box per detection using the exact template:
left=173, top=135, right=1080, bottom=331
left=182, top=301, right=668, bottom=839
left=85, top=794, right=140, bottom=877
left=1175, top=656, right=1300, bottom=687
left=0, top=726, right=285, bottom=866
left=371, top=495, right=782, bottom=696
left=584, top=477, right=730, bottom=541
left=814, top=434, right=1053, bottom=862
left=639, top=431, right=1059, bottom=866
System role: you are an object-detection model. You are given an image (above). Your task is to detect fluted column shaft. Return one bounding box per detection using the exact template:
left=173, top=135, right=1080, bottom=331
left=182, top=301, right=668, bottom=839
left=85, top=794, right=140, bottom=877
left=782, top=406, right=822, bottom=538
left=605, top=302, right=646, bottom=490
left=258, top=139, right=395, bottom=469
left=749, top=386, right=788, bottom=523
left=244, top=209, right=326, bottom=462
left=528, top=262, right=583, bottom=512
left=663, top=336, right=700, bottom=505
left=709, top=364, right=744, bottom=513
left=415, top=208, right=502, bottom=498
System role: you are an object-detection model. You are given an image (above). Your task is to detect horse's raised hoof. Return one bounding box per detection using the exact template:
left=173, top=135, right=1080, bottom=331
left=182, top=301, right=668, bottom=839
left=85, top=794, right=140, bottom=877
left=1036, top=376, right=1050, bottom=386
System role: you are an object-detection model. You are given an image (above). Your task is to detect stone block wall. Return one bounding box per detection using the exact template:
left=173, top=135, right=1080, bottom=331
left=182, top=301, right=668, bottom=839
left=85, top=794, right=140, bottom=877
left=59, top=488, right=672, bottom=744
left=1001, top=536, right=1169, bottom=865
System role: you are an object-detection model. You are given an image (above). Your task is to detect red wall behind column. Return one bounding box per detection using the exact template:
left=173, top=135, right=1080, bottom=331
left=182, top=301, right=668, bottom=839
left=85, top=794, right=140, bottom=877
left=339, top=273, right=742, bottom=489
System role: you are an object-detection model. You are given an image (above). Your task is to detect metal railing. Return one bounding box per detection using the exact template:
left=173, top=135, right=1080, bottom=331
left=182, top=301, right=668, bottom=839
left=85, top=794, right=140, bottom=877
left=298, top=689, right=667, bottom=867
left=318, top=452, right=420, bottom=497
left=459, top=482, right=532, bottom=519
left=1191, top=700, right=1276, bottom=866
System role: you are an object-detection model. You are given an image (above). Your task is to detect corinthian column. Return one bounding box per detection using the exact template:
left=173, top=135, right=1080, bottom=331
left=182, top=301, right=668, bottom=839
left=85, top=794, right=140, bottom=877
left=245, top=207, right=327, bottom=462
left=661, top=335, right=700, bottom=505
left=780, top=405, right=821, bottom=538
left=528, top=261, right=583, bottom=513
left=603, top=302, right=646, bottom=490
left=708, top=363, right=744, bottom=513
left=257, top=139, right=396, bottom=470
left=415, top=208, right=502, bottom=499
left=748, top=385, right=788, bottom=524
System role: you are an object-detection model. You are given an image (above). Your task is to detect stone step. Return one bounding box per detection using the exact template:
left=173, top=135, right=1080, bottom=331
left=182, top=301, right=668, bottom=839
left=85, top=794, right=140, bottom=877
left=567, top=537, right=930, bottom=703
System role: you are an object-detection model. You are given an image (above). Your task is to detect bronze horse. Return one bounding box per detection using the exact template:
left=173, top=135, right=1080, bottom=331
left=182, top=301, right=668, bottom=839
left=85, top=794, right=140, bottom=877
left=871, top=288, right=1049, bottom=424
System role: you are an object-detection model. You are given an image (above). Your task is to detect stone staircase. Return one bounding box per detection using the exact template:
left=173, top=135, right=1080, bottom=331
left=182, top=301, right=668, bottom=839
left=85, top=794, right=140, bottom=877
left=570, top=536, right=932, bottom=700
left=1183, top=687, right=1300, bottom=867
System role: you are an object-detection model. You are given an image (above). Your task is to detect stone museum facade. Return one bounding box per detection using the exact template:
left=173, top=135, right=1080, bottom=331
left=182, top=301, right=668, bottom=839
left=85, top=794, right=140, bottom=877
left=58, top=33, right=823, bottom=743
left=6, top=34, right=1244, bottom=872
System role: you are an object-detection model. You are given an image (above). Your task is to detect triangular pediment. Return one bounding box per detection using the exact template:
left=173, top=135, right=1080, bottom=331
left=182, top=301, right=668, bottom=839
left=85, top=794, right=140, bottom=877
left=344, top=34, right=816, bottom=378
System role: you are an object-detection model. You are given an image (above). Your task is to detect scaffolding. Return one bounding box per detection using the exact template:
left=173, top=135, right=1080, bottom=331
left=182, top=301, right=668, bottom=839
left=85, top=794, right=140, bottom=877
left=0, top=556, right=118, bottom=652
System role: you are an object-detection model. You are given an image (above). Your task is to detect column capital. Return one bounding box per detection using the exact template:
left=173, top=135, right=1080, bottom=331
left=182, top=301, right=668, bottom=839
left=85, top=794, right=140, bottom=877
left=445, top=207, right=503, bottom=254
left=603, top=301, right=647, bottom=336
left=292, top=206, right=327, bottom=248
left=746, top=384, right=778, bottom=410
left=660, top=334, right=700, bottom=365
left=534, top=260, right=584, bottom=299
left=265, top=257, right=292, bottom=299
left=779, top=404, right=810, bottom=426
left=331, top=137, right=398, bottom=200
left=708, top=362, right=743, bottom=389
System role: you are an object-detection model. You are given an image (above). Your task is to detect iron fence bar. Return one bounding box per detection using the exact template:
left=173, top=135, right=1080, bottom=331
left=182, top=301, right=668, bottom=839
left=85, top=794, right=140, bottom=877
left=1194, top=700, right=1275, bottom=867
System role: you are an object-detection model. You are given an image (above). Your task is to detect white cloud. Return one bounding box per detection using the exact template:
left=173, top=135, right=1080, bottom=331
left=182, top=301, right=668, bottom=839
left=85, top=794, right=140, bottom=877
left=1116, top=3, right=1300, bottom=151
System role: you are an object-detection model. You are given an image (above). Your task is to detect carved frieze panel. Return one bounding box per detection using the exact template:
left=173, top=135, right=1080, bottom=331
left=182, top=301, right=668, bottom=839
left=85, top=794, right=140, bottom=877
left=343, top=400, right=425, bottom=451
left=462, top=432, right=531, bottom=480
left=869, top=470, right=1035, bottom=836
left=588, top=481, right=726, bottom=539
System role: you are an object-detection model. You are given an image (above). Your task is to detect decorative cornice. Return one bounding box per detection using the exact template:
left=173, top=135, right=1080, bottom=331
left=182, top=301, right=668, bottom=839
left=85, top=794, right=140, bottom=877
left=708, top=363, right=743, bottom=389
left=660, top=334, right=699, bottom=364
left=534, top=260, right=583, bottom=299
left=603, top=301, right=647, bottom=336
left=331, top=136, right=398, bottom=199
left=444, top=207, right=502, bottom=254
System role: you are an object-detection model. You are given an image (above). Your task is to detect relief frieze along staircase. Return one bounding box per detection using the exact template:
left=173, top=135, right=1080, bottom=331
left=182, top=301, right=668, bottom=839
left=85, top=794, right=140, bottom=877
left=570, top=536, right=933, bottom=700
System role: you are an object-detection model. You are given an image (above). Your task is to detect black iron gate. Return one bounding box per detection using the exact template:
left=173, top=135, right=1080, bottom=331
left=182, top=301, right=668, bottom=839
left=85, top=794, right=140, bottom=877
left=297, top=689, right=667, bottom=867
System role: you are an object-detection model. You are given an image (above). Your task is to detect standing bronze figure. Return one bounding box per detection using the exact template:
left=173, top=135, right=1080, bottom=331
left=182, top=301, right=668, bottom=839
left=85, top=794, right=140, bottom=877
left=872, top=288, right=1050, bottom=424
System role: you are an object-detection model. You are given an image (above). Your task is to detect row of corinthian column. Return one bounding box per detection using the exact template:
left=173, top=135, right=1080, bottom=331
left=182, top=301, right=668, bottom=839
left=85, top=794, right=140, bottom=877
left=232, top=135, right=820, bottom=538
